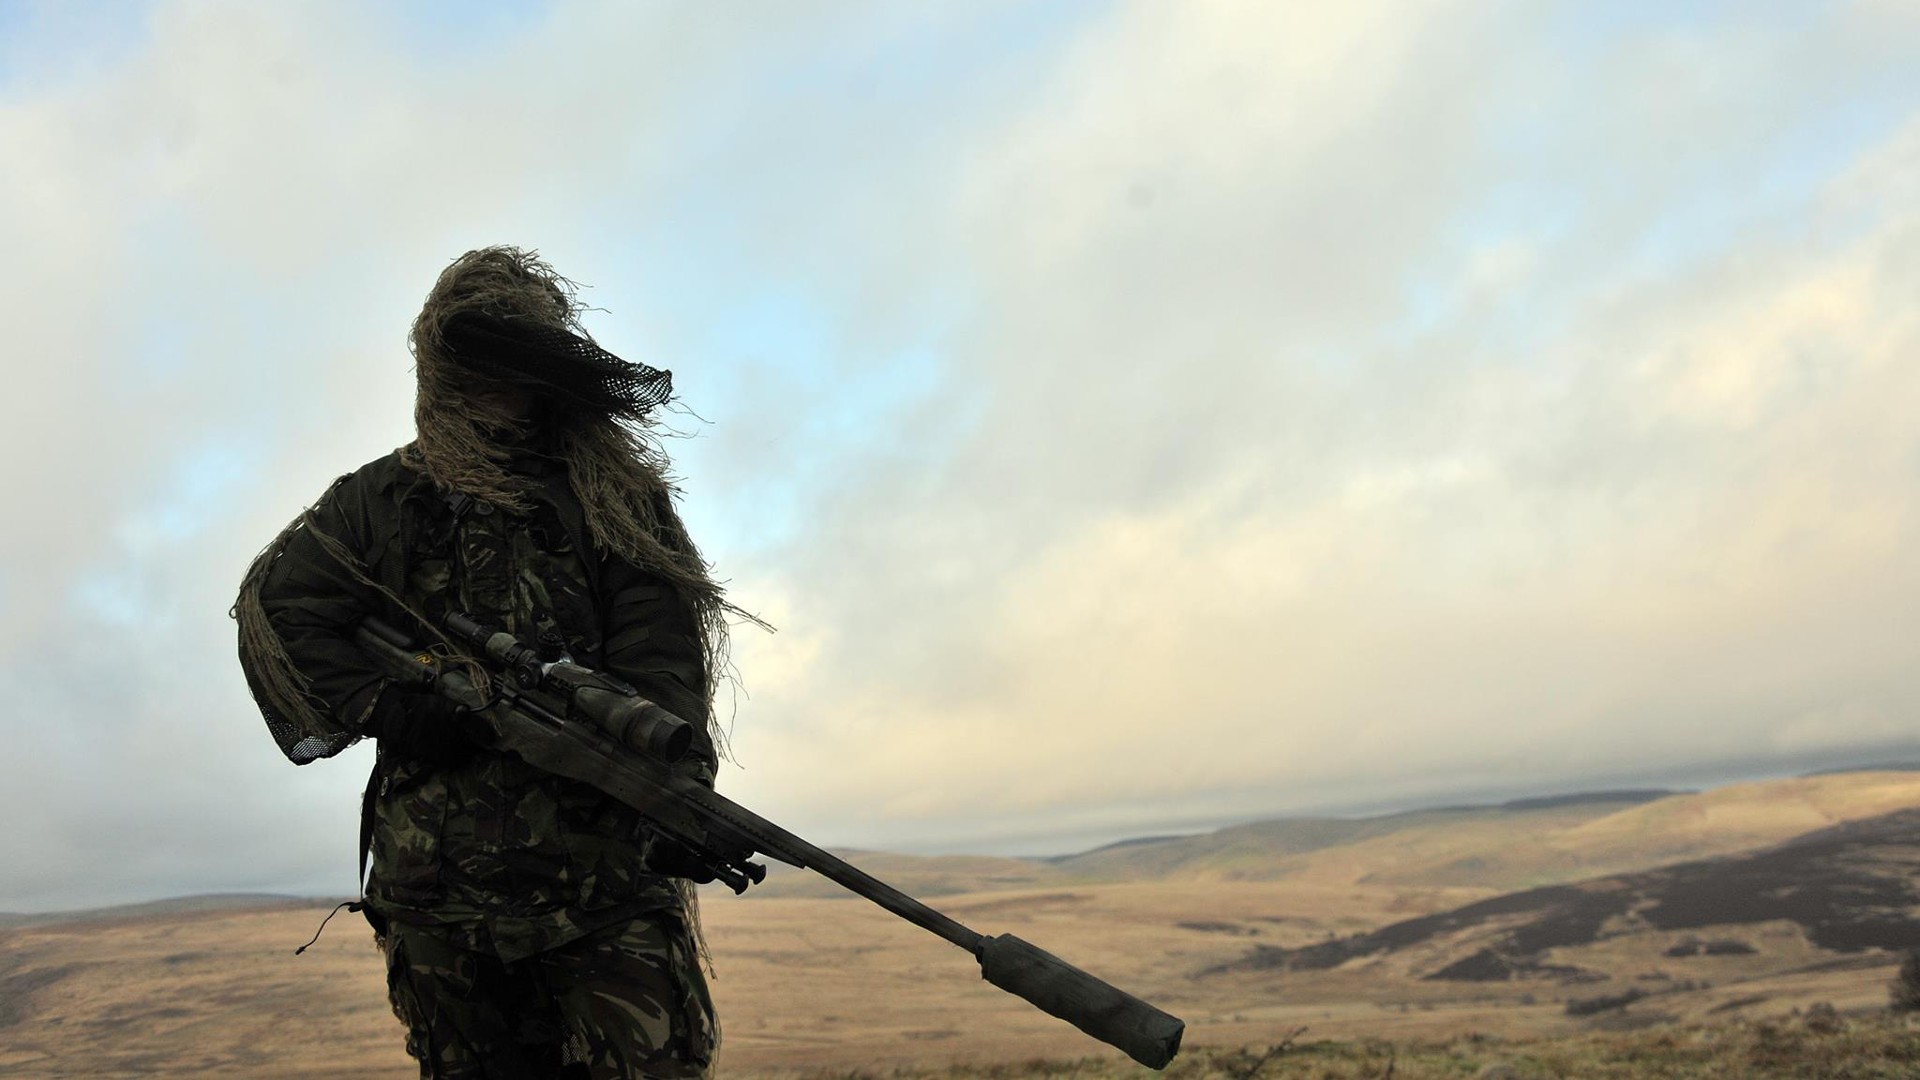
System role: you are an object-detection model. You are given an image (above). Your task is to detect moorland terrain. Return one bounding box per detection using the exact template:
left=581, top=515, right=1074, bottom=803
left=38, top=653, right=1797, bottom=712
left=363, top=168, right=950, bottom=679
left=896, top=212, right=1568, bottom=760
left=3, top=770, right=1918, bottom=1077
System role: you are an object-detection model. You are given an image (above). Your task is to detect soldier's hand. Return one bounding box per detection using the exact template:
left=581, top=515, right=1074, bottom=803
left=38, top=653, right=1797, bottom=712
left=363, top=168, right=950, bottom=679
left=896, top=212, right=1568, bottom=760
left=644, top=833, right=717, bottom=884
left=367, top=685, right=480, bottom=766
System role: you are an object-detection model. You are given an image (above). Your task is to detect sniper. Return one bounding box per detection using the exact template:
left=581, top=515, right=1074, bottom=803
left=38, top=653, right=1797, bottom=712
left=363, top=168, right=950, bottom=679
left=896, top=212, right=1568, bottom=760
left=235, top=246, right=740, bottom=1079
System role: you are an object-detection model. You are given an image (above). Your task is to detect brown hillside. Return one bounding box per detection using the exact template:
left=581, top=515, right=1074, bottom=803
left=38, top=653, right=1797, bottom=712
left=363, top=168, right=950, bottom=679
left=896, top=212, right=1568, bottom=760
left=1056, top=772, right=1920, bottom=892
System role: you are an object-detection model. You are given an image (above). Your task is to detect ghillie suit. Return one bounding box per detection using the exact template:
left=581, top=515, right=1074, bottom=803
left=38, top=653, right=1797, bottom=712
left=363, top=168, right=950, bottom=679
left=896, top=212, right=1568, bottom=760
left=234, top=247, right=748, bottom=1076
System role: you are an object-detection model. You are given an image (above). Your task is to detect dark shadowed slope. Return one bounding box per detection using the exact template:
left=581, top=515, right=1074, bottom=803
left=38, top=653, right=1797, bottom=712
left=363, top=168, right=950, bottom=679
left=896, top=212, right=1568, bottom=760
left=1206, top=806, right=1920, bottom=980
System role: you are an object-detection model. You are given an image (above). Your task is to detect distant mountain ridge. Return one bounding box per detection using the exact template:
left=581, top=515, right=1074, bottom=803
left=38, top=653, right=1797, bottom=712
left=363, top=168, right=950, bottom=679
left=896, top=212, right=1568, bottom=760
left=0, top=893, right=312, bottom=930
left=1043, top=788, right=1683, bottom=885
left=1494, top=789, right=1678, bottom=813
left=1802, top=761, right=1920, bottom=777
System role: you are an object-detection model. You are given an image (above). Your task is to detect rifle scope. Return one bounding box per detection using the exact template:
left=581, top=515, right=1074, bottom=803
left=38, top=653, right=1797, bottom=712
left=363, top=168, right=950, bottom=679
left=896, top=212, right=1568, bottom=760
left=444, top=610, right=692, bottom=764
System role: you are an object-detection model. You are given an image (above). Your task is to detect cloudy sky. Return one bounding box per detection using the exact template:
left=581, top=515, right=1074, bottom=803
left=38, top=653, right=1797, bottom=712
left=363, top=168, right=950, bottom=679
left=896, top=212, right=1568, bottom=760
left=3, top=0, right=1918, bottom=912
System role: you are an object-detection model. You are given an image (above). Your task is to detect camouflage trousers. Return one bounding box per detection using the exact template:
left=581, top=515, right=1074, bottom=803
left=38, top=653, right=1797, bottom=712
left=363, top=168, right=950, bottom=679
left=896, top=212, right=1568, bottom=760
left=381, top=913, right=718, bottom=1079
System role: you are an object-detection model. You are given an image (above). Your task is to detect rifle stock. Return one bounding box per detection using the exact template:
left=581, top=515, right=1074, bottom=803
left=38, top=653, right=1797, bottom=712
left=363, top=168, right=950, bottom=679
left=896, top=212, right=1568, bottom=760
left=353, top=614, right=1186, bottom=1069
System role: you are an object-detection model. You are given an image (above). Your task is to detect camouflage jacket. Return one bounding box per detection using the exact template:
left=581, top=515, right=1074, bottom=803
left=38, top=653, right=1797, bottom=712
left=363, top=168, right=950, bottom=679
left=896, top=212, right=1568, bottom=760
left=248, top=447, right=713, bottom=962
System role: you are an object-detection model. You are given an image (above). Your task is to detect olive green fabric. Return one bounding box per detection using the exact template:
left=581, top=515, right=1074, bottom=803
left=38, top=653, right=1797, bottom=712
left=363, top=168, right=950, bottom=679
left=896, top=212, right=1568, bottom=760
left=384, top=911, right=717, bottom=1079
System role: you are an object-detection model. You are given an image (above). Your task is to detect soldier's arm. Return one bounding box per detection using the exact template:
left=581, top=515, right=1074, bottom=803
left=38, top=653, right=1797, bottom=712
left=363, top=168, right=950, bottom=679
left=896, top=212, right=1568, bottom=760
left=254, top=476, right=395, bottom=747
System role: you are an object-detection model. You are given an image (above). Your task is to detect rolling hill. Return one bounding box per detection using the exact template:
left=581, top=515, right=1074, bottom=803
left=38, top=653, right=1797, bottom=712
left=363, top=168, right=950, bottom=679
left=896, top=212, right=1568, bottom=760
left=744, top=771, right=1920, bottom=898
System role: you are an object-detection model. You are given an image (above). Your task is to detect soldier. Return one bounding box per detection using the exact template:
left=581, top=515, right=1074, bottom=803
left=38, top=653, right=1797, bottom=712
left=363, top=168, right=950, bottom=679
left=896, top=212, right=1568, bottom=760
left=235, top=247, right=742, bottom=1078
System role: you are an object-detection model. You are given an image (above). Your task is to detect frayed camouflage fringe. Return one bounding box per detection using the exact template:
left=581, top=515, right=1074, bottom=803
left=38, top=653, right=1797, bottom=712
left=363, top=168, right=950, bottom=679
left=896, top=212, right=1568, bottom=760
left=234, top=521, right=334, bottom=749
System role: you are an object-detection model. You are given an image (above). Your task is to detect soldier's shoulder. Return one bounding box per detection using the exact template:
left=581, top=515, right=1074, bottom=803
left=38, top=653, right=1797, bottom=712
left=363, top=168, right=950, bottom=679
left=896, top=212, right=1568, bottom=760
left=325, top=449, right=428, bottom=502
left=304, top=452, right=433, bottom=539
left=305, top=450, right=432, bottom=552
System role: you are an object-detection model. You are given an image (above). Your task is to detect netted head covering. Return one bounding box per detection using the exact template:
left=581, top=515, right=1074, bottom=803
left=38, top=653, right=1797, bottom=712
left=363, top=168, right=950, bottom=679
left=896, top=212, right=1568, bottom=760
left=439, top=312, right=675, bottom=420
left=408, top=246, right=673, bottom=423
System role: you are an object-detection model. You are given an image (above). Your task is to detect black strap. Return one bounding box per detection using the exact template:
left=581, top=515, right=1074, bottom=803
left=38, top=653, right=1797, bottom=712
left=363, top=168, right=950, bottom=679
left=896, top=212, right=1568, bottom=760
left=359, top=754, right=383, bottom=893
left=356, top=755, right=390, bottom=936
left=294, top=899, right=362, bottom=955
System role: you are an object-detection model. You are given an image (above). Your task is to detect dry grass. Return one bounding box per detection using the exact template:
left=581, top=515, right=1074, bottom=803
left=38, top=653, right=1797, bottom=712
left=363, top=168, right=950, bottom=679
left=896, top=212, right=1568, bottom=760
left=0, top=902, right=402, bottom=1078
left=0, top=881, right=1908, bottom=1078
left=745, top=1015, right=1920, bottom=1079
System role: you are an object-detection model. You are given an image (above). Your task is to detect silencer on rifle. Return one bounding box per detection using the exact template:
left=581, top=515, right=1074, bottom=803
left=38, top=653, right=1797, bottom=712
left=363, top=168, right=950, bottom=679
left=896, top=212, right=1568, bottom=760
left=573, top=688, right=692, bottom=764
left=977, top=934, right=1184, bottom=1070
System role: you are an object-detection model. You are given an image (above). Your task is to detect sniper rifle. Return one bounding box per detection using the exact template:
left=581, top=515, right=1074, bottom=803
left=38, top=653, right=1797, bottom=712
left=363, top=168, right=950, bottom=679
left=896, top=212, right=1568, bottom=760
left=352, top=611, right=1185, bottom=1070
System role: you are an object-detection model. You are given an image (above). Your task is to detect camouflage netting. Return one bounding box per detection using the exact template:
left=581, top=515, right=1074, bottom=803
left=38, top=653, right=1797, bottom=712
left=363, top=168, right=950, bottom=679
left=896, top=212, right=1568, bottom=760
left=439, top=311, right=676, bottom=419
